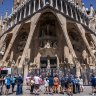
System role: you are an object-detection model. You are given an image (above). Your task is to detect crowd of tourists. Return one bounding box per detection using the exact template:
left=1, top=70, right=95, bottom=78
left=0, top=74, right=23, bottom=95
left=0, top=73, right=96, bottom=95
left=29, top=74, right=84, bottom=95
left=29, top=73, right=96, bottom=95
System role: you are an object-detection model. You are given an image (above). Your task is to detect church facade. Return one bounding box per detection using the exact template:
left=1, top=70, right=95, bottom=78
left=0, top=0, right=96, bottom=83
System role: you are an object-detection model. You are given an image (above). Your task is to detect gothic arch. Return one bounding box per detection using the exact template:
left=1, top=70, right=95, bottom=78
left=29, top=12, right=67, bottom=68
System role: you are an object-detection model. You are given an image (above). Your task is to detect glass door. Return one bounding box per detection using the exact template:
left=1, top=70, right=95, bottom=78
left=50, top=57, right=57, bottom=68
left=40, top=57, right=47, bottom=68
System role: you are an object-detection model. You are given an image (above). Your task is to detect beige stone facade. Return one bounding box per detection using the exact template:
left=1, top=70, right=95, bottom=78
left=0, top=0, right=96, bottom=84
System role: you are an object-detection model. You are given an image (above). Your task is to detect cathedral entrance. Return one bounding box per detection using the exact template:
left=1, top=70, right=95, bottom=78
left=40, top=56, right=57, bottom=68
left=29, top=12, right=67, bottom=76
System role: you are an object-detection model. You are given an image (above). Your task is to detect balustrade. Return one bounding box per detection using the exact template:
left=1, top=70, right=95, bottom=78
left=3, top=0, right=95, bottom=35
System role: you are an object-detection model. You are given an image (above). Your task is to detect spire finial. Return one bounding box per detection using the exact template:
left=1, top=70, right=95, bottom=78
left=89, top=3, right=95, bottom=17
left=4, top=9, right=8, bottom=19
left=81, top=3, right=87, bottom=14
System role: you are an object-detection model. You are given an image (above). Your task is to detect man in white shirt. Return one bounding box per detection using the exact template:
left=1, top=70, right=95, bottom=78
left=33, top=75, right=40, bottom=95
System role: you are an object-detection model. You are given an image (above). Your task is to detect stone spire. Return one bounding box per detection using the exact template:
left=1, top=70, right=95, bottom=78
left=4, top=10, right=8, bottom=19
left=81, top=3, right=87, bottom=14
left=89, top=4, right=95, bottom=17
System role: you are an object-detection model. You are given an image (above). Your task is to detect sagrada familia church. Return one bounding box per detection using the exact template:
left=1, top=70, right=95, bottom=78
left=0, top=0, right=96, bottom=83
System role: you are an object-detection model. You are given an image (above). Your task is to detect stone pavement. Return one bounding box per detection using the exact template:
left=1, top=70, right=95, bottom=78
left=2, top=86, right=93, bottom=96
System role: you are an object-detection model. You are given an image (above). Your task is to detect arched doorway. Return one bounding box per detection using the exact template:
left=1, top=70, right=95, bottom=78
left=29, top=12, right=66, bottom=73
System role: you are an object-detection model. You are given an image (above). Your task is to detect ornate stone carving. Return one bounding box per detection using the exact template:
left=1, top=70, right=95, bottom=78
left=44, top=41, right=51, bottom=48
left=0, top=42, right=6, bottom=55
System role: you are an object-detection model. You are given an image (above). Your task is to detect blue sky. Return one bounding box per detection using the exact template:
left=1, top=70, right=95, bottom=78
left=0, top=0, right=96, bottom=17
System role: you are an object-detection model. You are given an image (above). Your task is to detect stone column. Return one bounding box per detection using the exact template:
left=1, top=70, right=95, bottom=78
left=2, top=24, right=22, bottom=66
left=50, top=0, right=53, bottom=7
left=38, top=0, right=41, bottom=10
left=76, top=23, right=95, bottom=60
left=64, top=46, right=70, bottom=62
left=19, top=10, right=22, bottom=21
left=60, top=0, right=63, bottom=12
left=18, top=13, right=41, bottom=76
left=56, top=13, right=76, bottom=58
left=56, top=13, right=81, bottom=77
left=33, top=0, right=36, bottom=13
left=24, top=6, right=26, bottom=18
left=9, top=51, right=14, bottom=62
left=28, top=1, right=31, bottom=15
left=55, top=0, right=58, bottom=10
left=70, top=4, right=73, bottom=18
left=15, top=14, right=18, bottom=24
left=23, top=64, right=28, bottom=85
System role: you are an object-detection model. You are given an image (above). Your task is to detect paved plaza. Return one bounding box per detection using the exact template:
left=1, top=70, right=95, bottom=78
left=1, top=86, right=94, bottom=96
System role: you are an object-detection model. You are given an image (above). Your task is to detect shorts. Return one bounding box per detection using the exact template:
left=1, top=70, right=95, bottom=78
left=61, top=84, right=65, bottom=88
left=54, top=85, right=58, bottom=89
left=6, top=85, right=10, bottom=89
left=34, top=84, right=39, bottom=89
left=49, top=84, right=53, bottom=87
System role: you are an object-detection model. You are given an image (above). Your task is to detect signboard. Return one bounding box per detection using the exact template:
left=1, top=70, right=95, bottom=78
left=0, top=68, right=11, bottom=74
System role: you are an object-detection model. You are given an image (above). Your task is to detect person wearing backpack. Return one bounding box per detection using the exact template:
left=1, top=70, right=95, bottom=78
left=5, top=75, right=11, bottom=95
left=30, top=77, right=34, bottom=94
left=60, top=74, right=65, bottom=94
left=11, top=75, right=16, bottom=93
left=91, top=74, right=96, bottom=95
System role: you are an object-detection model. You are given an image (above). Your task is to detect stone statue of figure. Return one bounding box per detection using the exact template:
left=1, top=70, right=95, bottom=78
left=64, top=46, right=70, bottom=63
left=82, top=50, right=88, bottom=64
left=44, top=41, right=51, bottom=48
left=89, top=18, right=96, bottom=30
left=0, top=43, right=6, bottom=55
left=89, top=56, right=93, bottom=65
left=81, top=3, right=87, bottom=14
left=89, top=4, right=95, bottom=17
left=90, top=41, right=95, bottom=49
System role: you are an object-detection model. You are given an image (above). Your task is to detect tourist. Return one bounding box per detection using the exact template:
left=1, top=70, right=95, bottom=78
left=30, top=77, right=34, bottom=94
left=91, top=74, right=96, bottom=95
left=64, top=75, right=69, bottom=92
left=76, top=76, right=80, bottom=93
left=5, top=75, right=11, bottom=95
left=0, top=76, right=3, bottom=95
left=66, top=74, right=73, bottom=95
left=33, top=74, right=41, bottom=95
left=53, top=75, right=59, bottom=93
left=72, top=76, right=77, bottom=94
left=16, top=74, right=23, bottom=95
left=48, top=75, right=54, bottom=94
left=60, top=74, right=65, bottom=94
left=11, top=75, right=16, bottom=93
left=44, top=77, right=49, bottom=93
left=79, top=76, right=84, bottom=92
